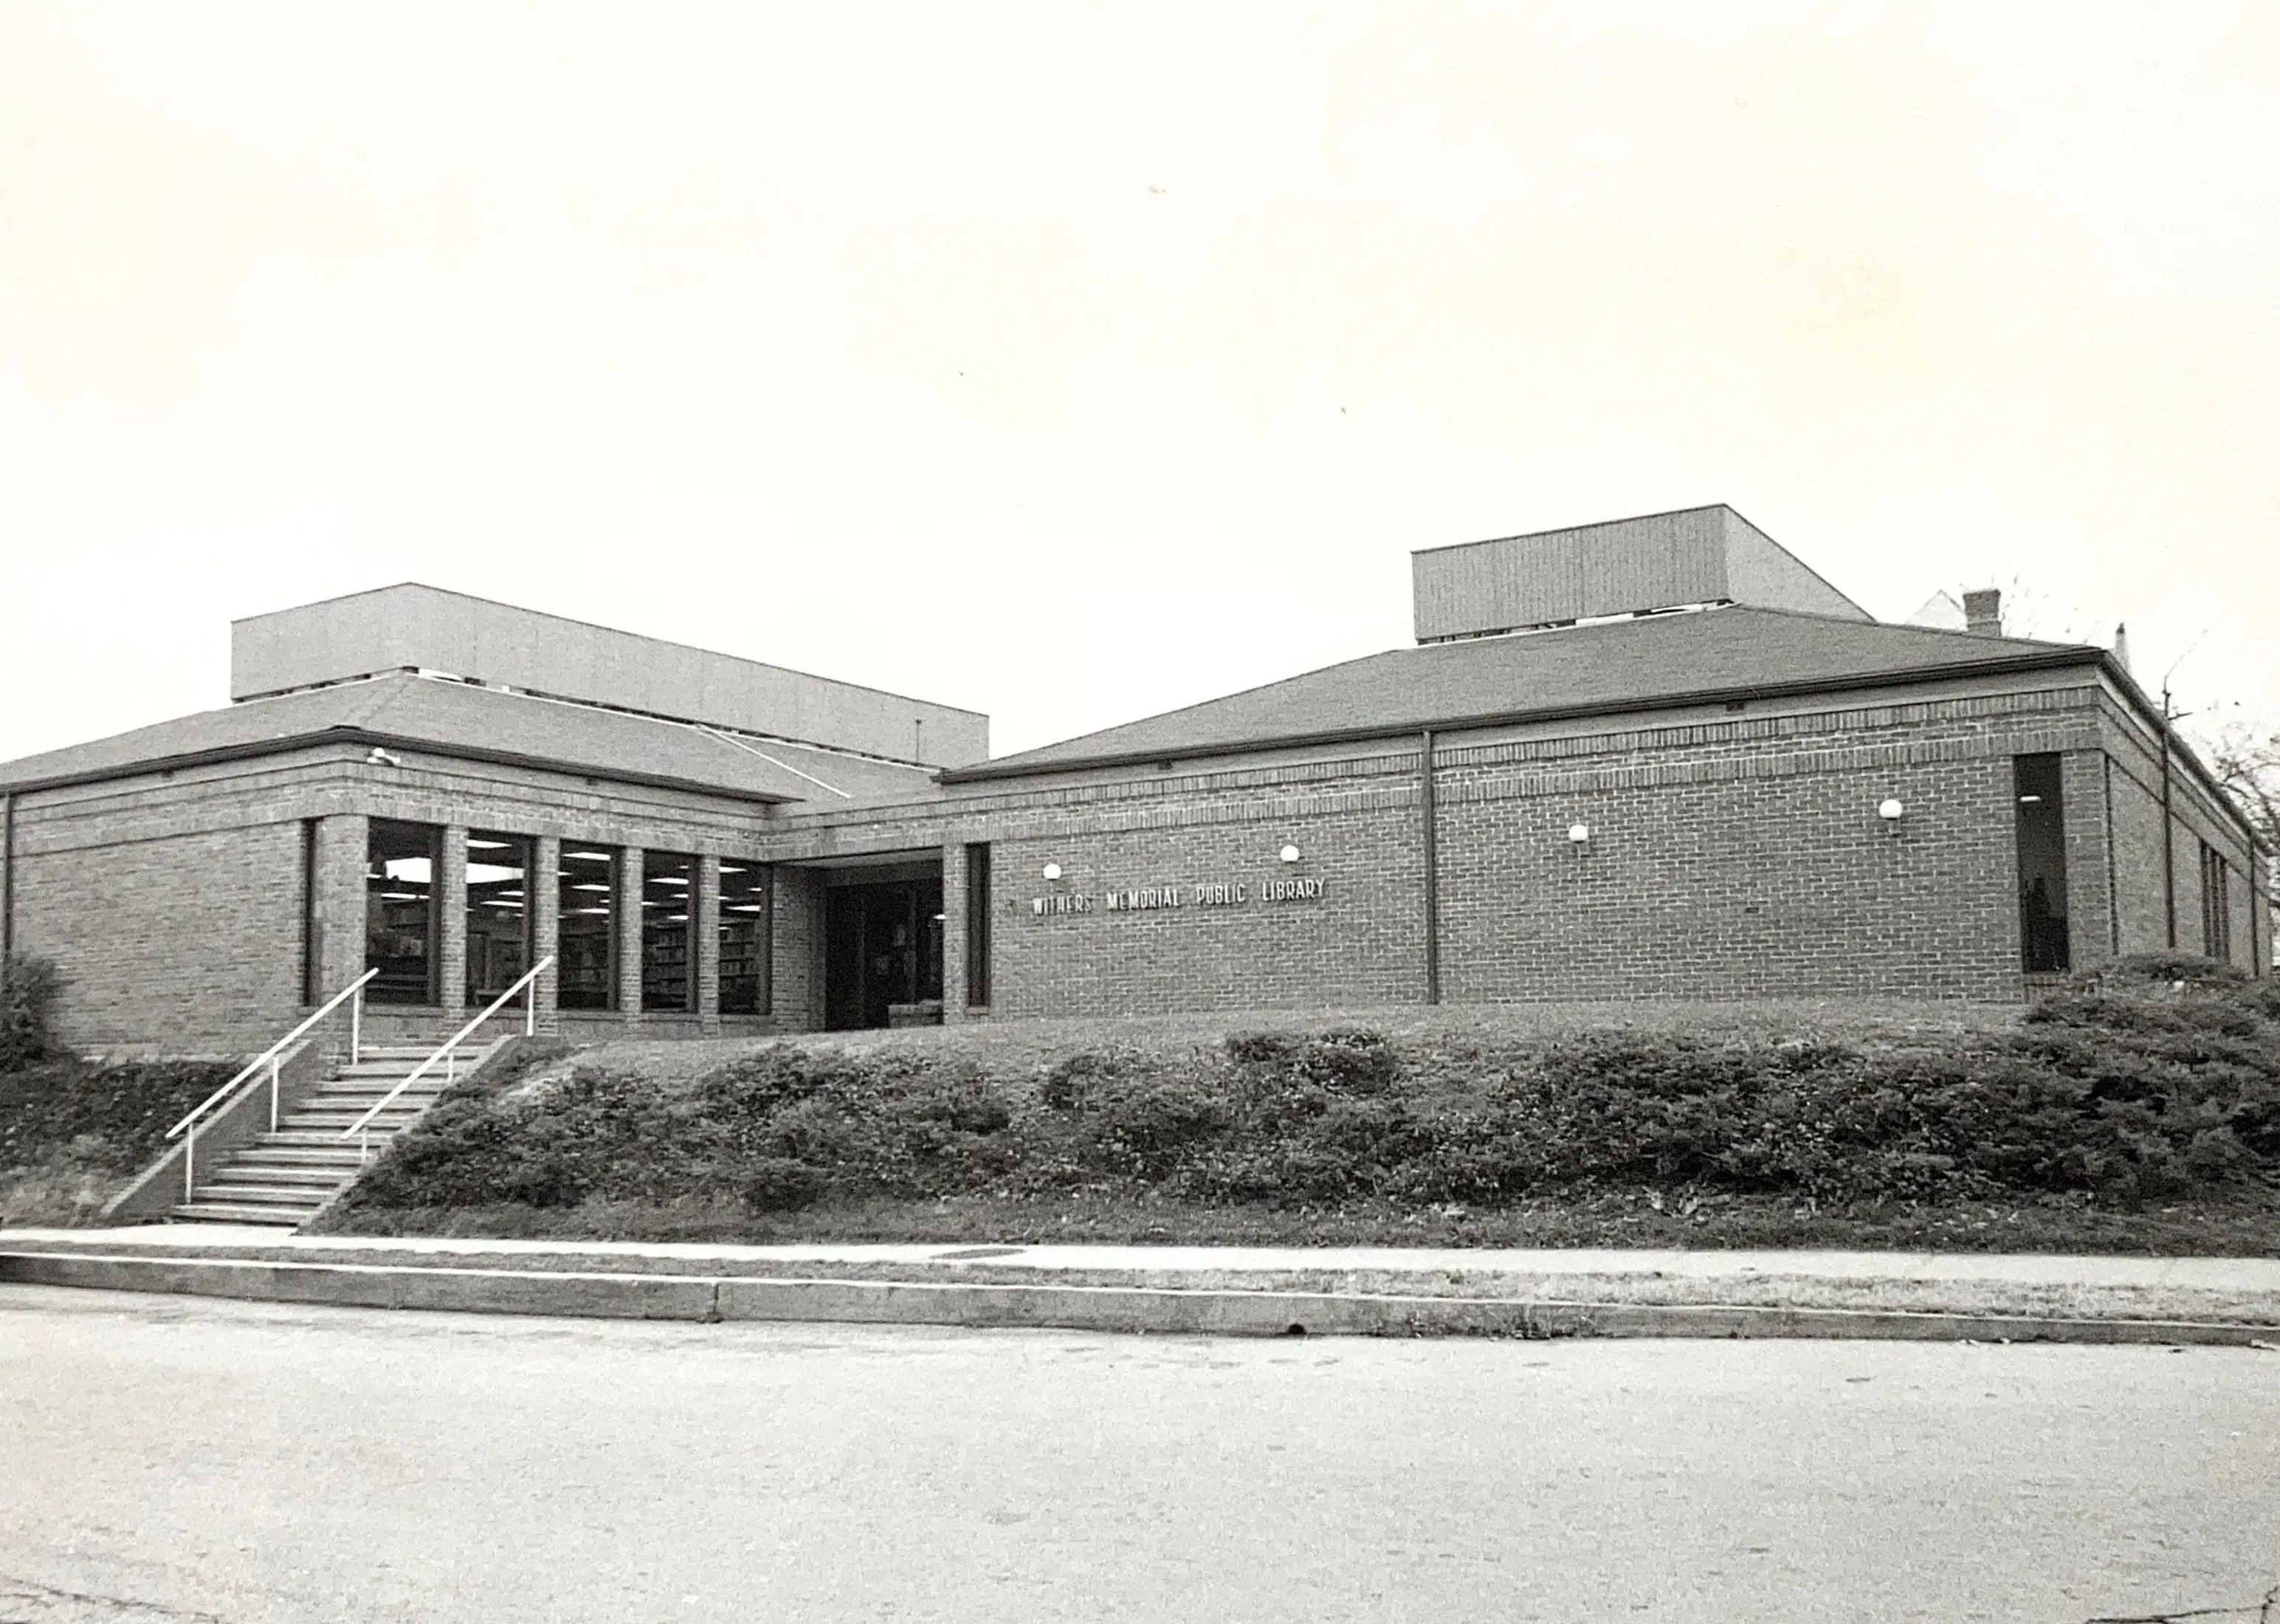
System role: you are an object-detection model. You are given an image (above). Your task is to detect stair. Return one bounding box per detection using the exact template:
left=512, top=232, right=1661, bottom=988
left=171, top=1042, right=498, bottom=1228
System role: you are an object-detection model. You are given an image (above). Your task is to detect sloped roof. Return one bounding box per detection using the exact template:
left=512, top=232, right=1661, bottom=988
left=943, top=606, right=2109, bottom=782
left=0, top=672, right=943, bottom=808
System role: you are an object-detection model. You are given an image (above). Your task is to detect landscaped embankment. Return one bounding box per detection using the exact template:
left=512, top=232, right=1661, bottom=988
left=319, top=954, right=2280, bottom=1254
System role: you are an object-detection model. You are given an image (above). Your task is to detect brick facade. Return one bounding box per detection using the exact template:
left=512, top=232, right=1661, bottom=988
left=2, top=667, right=2268, bottom=1057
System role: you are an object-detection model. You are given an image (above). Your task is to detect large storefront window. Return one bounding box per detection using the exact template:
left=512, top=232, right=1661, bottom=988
left=558, top=845, right=618, bottom=1011
left=466, top=831, right=532, bottom=1006
left=718, top=861, right=771, bottom=1016
left=365, top=820, right=440, bottom=1005
left=642, top=851, right=695, bottom=1012
left=2014, top=754, right=2070, bottom=973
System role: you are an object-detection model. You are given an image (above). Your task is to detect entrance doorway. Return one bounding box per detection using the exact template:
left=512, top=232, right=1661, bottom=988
left=824, top=875, right=944, bottom=1029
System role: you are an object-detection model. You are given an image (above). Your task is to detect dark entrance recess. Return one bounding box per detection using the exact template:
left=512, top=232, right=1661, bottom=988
left=825, top=876, right=944, bottom=1030
left=2014, top=754, right=2070, bottom=973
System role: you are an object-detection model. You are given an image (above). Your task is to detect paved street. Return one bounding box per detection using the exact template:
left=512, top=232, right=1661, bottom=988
left=2, top=1286, right=2276, bottom=1623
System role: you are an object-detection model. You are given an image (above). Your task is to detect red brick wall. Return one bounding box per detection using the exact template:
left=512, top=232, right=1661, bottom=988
left=14, top=819, right=308, bottom=1056
left=2100, top=701, right=2262, bottom=970
left=7, top=744, right=804, bottom=1055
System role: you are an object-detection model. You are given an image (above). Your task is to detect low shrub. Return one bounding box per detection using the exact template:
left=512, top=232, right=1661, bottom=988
left=334, top=963, right=2280, bottom=1224
left=0, top=952, right=63, bottom=1071
left=0, top=1056, right=241, bottom=1224
left=743, top=1157, right=827, bottom=1213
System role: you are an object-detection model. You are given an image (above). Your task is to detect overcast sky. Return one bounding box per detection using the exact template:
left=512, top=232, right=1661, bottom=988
left=3, top=0, right=2275, bottom=766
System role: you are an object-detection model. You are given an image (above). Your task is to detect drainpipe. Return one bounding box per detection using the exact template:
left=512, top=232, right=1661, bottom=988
left=1419, top=729, right=1440, bottom=1005
left=2160, top=686, right=2177, bottom=951
left=1, top=791, right=13, bottom=957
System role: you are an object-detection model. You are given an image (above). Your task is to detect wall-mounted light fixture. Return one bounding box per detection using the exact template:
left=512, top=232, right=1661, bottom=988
left=1041, top=862, right=1062, bottom=881
left=1567, top=822, right=1591, bottom=846
left=1279, top=844, right=1301, bottom=864
left=1878, top=798, right=1906, bottom=836
left=366, top=747, right=402, bottom=768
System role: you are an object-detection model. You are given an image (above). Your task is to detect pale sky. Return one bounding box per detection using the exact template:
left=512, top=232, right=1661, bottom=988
left=3, top=0, right=2276, bottom=767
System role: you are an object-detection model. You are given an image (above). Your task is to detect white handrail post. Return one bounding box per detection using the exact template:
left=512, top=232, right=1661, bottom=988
left=525, top=988, right=534, bottom=1038
left=351, top=986, right=363, bottom=1066
left=185, top=1123, right=196, bottom=1203
left=269, top=1053, right=280, bottom=1132
left=446, top=1047, right=455, bottom=1086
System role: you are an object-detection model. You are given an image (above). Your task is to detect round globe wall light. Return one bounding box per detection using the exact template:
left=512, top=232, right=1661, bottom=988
left=1279, top=844, right=1301, bottom=864
left=1567, top=823, right=1591, bottom=844
left=1041, top=863, right=1062, bottom=881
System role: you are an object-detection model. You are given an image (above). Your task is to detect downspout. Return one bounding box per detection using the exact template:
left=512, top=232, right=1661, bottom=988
left=2160, top=687, right=2177, bottom=950
left=2101, top=755, right=2119, bottom=956
left=1, top=791, right=13, bottom=957
left=1419, top=729, right=1440, bottom=1005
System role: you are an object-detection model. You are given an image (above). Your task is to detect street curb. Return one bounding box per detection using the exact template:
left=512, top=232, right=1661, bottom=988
left=6, top=1249, right=2277, bottom=1345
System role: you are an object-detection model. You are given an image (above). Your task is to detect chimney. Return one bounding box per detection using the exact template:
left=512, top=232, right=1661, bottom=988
left=2112, top=622, right=2132, bottom=672
left=1962, top=588, right=2003, bottom=637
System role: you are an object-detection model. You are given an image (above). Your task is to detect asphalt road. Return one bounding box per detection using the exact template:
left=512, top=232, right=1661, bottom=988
left=2, top=1287, right=2276, bottom=1624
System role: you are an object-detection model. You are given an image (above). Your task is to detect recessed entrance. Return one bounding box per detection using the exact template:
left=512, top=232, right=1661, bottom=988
left=824, top=870, right=944, bottom=1030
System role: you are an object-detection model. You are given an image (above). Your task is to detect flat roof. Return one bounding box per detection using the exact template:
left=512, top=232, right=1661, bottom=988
left=232, top=582, right=989, bottom=769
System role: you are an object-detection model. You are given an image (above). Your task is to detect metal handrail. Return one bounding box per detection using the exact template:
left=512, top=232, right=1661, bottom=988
left=165, top=966, right=379, bottom=1208
left=342, top=956, right=554, bottom=1156
left=168, top=968, right=380, bottom=1142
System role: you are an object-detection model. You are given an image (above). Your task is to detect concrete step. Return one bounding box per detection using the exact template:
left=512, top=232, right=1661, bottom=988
left=280, top=1107, right=424, bottom=1127
left=231, top=1146, right=374, bottom=1169
left=186, top=1184, right=327, bottom=1213
left=300, top=1088, right=448, bottom=1109
left=213, top=1164, right=351, bottom=1189
left=256, top=1129, right=396, bottom=1149
left=168, top=1203, right=305, bottom=1226
left=305, top=1085, right=451, bottom=1099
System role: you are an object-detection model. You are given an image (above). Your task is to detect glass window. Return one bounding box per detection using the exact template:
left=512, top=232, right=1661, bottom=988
left=2202, top=843, right=2234, bottom=963
left=365, top=819, right=440, bottom=1005
left=642, top=850, right=695, bottom=1012
left=717, top=860, right=772, bottom=1016
left=2014, top=754, right=2070, bottom=973
left=558, top=845, right=618, bottom=1011
left=466, top=831, right=532, bottom=1006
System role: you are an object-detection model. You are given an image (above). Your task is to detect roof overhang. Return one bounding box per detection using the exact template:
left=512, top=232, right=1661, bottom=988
left=0, top=726, right=796, bottom=807
left=945, top=645, right=2106, bottom=785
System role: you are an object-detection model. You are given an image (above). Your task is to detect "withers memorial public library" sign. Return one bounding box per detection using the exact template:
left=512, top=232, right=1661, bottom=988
left=1027, top=876, right=1326, bottom=918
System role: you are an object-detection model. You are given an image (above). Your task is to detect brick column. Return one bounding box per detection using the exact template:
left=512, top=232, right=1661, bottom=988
left=616, top=845, right=644, bottom=1022
left=940, top=837, right=968, bottom=1022
left=697, top=853, right=721, bottom=1034
left=310, top=814, right=368, bottom=1066
left=438, top=823, right=469, bottom=1016
left=314, top=814, right=369, bottom=1001
left=532, top=835, right=560, bottom=1036
left=2061, top=752, right=2112, bottom=969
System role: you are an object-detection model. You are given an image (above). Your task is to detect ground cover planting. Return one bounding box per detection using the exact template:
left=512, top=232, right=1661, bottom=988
left=0, top=1058, right=240, bottom=1226
left=320, top=954, right=2280, bottom=1253
left=0, top=952, right=240, bottom=1225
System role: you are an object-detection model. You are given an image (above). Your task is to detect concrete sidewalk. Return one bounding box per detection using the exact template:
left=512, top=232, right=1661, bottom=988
left=6, top=1225, right=2280, bottom=1343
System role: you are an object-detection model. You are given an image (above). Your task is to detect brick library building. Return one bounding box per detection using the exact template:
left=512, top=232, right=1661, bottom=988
left=0, top=506, right=2267, bottom=1058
